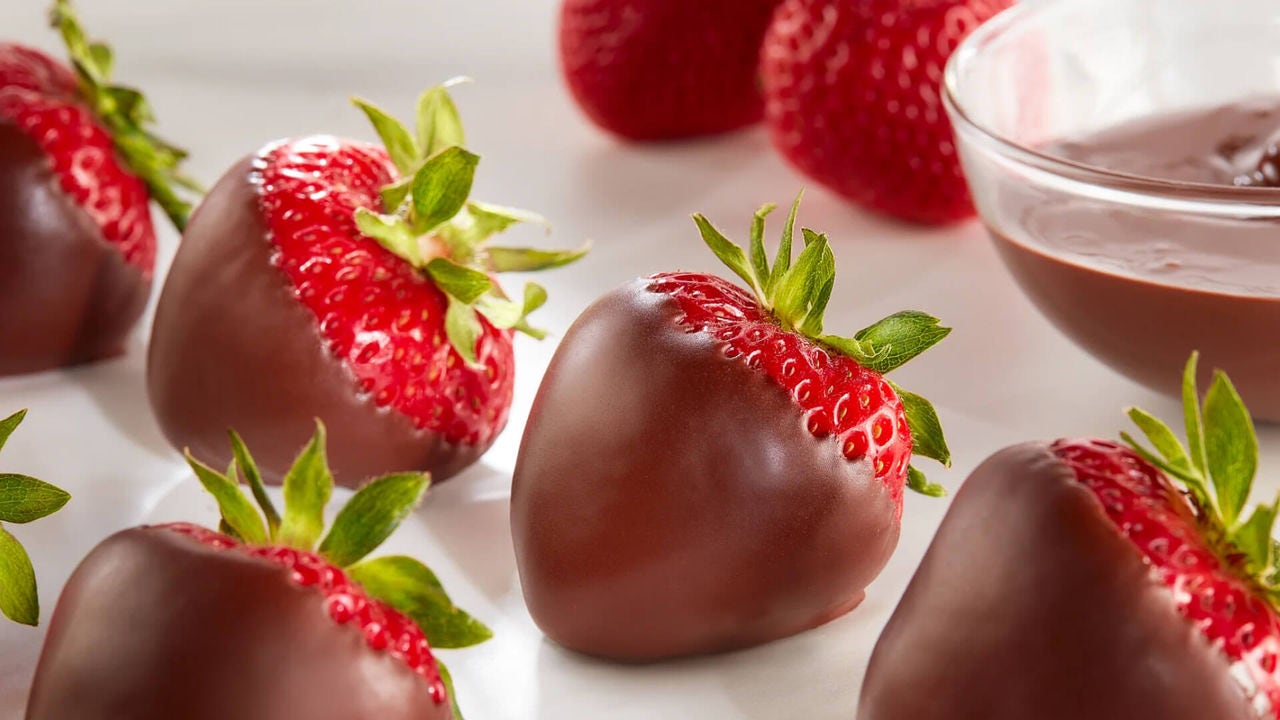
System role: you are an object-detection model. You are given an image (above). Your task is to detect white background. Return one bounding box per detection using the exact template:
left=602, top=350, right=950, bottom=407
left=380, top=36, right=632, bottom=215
left=0, top=1, right=1276, bottom=718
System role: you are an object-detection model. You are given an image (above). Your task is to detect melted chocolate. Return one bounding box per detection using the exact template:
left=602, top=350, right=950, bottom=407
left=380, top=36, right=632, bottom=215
left=858, top=443, right=1254, bottom=719
left=987, top=101, right=1280, bottom=419
left=147, top=156, right=476, bottom=488
left=511, top=281, right=898, bottom=661
left=0, top=121, right=148, bottom=376
left=25, top=527, right=449, bottom=720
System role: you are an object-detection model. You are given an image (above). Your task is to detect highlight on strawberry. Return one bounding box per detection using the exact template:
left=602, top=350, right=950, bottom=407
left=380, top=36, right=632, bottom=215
left=512, top=193, right=951, bottom=660
left=0, top=410, right=70, bottom=627
left=147, top=78, right=588, bottom=488
left=26, top=424, right=489, bottom=720
left=860, top=353, right=1280, bottom=719
left=0, top=0, right=199, bottom=376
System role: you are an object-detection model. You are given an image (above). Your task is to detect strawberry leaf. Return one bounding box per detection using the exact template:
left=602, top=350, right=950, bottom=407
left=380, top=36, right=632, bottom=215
left=1234, top=494, right=1279, bottom=577
left=0, top=475, right=71, bottom=524
left=819, top=334, right=883, bottom=367
left=277, top=422, right=333, bottom=551
left=416, top=80, right=468, bottom=159
left=348, top=555, right=493, bottom=649
left=475, top=282, right=548, bottom=338
left=486, top=243, right=590, bottom=273
left=352, top=97, right=419, bottom=175
left=0, top=410, right=27, bottom=455
left=1119, top=431, right=1209, bottom=491
left=355, top=209, right=423, bottom=267
left=185, top=451, right=266, bottom=545
left=410, top=146, right=479, bottom=234
left=772, top=232, right=831, bottom=331
left=693, top=214, right=758, bottom=294
left=427, top=258, right=492, bottom=304
left=891, top=384, right=951, bottom=467
left=853, top=312, right=952, bottom=375
left=1203, top=370, right=1257, bottom=528
left=319, top=473, right=429, bottom=568
left=766, top=191, right=803, bottom=295
left=466, top=201, right=548, bottom=240
left=437, top=660, right=466, bottom=720
left=228, top=430, right=281, bottom=539
left=748, top=204, right=776, bottom=289
left=906, top=466, right=946, bottom=498
left=799, top=242, right=835, bottom=337
left=0, top=526, right=38, bottom=626
left=444, top=297, right=484, bottom=365
left=1183, top=352, right=1208, bottom=477
left=380, top=178, right=413, bottom=212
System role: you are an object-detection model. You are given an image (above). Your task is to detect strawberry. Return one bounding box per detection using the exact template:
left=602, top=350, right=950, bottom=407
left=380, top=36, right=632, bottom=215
left=759, top=0, right=1011, bottom=224
left=511, top=194, right=951, bottom=660
left=0, top=0, right=197, bottom=375
left=0, top=409, right=70, bottom=627
left=26, top=425, right=489, bottom=720
left=861, top=354, right=1280, bottom=719
left=147, top=80, right=586, bottom=488
left=559, top=0, right=782, bottom=140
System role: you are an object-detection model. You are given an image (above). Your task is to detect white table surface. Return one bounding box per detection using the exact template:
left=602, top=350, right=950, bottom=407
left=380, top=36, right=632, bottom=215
left=0, top=1, right=1276, bottom=718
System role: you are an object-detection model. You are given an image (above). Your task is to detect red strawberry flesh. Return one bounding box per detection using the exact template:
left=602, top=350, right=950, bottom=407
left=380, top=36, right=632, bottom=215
left=256, top=137, right=514, bottom=446
left=0, top=44, right=156, bottom=273
left=651, top=272, right=912, bottom=514
left=1054, top=439, right=1280, bottom=712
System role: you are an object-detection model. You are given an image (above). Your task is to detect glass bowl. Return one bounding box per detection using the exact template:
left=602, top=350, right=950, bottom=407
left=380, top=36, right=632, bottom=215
left=944, top=0, right=1280, bottom=420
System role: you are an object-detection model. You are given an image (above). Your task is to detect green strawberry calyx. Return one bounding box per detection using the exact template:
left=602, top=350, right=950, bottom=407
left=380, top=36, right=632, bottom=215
left=350, top=78, right=589, bottom=366
left=693, top=192, right=952, bottom=497
left=0, top=410, right=72, bottom=627
left=185, top=423, right=490, bottom=718
left=1123, top=352, right=1280, bottom=594
left=50, top=0, right=202, bottom=231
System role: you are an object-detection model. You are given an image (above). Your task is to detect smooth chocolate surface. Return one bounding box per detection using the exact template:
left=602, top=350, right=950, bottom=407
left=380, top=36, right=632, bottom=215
left=511, top=281, right=898, bottom=661
left=0, top=120, right=149, bottom=376
left=25, top=528, right=450, bottom=720
left=859, top=442, right=1254, bottom=719
left=147, top=155, right=476, bottom=488
left=989, top=101, right=1280, bottom=419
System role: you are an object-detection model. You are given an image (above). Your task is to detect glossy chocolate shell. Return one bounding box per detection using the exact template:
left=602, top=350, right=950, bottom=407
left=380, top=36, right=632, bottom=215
left=511, top=280, right=898, bottom=661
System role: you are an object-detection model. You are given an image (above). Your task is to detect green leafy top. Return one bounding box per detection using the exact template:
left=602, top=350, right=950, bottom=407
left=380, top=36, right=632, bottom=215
left=0, top=410, right=71, bottom=626
left=1123, top=352, right=1280, bottom=596
left=351, top=79, right=588, bottom=365
left=692, top=193, right=952, bottom=497
left=184, top=422, right=492, bottom=705
left=49, top=0, right=202, bottom=231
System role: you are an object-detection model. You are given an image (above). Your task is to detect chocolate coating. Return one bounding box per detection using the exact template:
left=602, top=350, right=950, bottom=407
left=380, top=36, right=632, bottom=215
left=147, top=156, right=475, bottom=488
left=25, top=528, right=450, bottom=720
left=0, top=121, right=148, bottom=375
left=859, top=443, right=1254, bottom=720
left=511, top=281, right=898, bottom=661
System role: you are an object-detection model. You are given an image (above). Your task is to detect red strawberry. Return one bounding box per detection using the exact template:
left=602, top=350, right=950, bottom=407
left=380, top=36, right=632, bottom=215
left=512, top=195, right=951, bottom=660
left=861, top=354, right=1279, bottom=719
left=0, top=409, right=70, bottom=628
left=760, top=0, right=1012, bottom=224
left=147, top=81, right=586, bottom=488
left=559, top=0, right=782, bottom=140
left=26, top=425, right=489, bottom=720
left=0, top=0, right=197, bottom=375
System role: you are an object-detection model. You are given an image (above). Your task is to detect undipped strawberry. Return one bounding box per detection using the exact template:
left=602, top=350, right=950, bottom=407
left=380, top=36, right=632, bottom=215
left=760, top=0, right=1011, bottom=224
left=559, top=0, right=782, bottom=140
left=0, top=0, right=197, bottom=374
left=26, top=425, right=489, bottom=720
left=148, top=81, right=586, bottom=488
left=512, top=195, right=951, bottom=660
left=861, top=354, right=1279, bottom=719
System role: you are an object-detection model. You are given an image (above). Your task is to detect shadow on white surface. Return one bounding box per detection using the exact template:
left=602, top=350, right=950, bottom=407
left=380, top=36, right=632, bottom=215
left=71, top=337, right=173, bottom=461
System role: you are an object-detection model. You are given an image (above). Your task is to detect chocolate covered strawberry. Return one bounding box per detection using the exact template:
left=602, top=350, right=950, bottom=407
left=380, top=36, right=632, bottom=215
left=760, top=0, right=1011, bottom=224
left=148, top=81, right=585, bottom=488
left=559, top=0, right=782, bottom=140
left=861, top=354, right=1280, bottom=719
left=27, top=425, right=489, bottom=720
left=512, top=196, right=951, bottom=660
left=0, top=0, right=197, bottom=375
left=0, top=409, right=70, bottom=627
